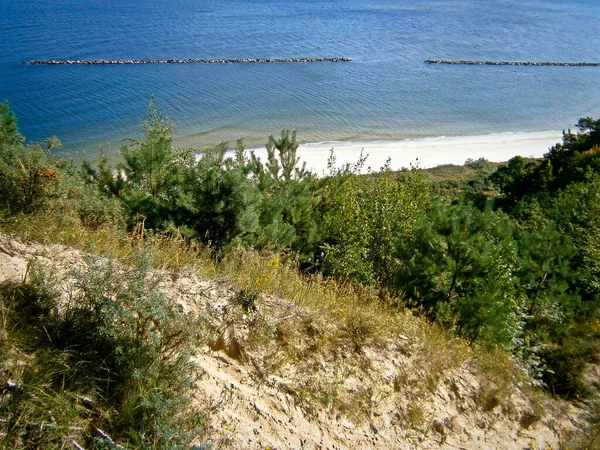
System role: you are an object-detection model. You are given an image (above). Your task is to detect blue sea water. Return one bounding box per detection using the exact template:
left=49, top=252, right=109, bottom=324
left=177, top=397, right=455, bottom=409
left=0, top=0, right=599, bottom=155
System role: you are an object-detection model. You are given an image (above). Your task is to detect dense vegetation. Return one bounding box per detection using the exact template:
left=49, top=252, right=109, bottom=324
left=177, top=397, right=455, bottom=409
left=1, top=97, right=599, bottom=447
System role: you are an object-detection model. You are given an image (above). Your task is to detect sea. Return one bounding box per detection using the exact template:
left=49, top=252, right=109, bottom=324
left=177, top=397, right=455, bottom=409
left=1, top=0, right=599, bottom=157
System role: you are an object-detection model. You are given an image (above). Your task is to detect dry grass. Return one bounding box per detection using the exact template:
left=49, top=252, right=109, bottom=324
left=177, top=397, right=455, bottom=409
left=2, top=211, right=215, bottom=273
left=220, top=247, right=409, bottom=347
left=1, top=209, right=543, bottom=426
left=0, top=244, right=210, bottom=448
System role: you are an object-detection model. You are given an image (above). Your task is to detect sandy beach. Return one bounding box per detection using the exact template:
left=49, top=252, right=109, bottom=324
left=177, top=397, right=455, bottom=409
left=246, top=130, right=563, bottom=175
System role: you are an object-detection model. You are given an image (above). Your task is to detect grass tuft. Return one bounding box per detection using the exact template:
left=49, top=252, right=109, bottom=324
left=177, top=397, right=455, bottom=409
left=0, top=249, right=209, bottom=448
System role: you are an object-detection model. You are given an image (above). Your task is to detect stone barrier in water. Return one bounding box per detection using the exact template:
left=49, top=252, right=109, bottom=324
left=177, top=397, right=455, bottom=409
left=23, top=57, right=352, bottom=65
left=425, top=59, right=600, bottom=67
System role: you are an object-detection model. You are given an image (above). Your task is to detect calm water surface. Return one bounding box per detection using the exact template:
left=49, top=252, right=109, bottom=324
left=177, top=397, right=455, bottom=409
left=0, top=0, right=599, bottom=155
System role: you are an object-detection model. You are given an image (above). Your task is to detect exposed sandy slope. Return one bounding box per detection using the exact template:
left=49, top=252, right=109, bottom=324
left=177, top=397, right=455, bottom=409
left=0, top=231, right=594, bottom=450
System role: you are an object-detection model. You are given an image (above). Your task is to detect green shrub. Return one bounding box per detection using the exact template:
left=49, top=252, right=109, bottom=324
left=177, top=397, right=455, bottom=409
left=320, top=168, right=431, bottom=287
left=0, top=253, right=206, bottom=448
left=180, top=143, right=262, bottom=246
left=0, top=99, right=23, bottom=148
left=396, top=202, right=523, bottom=349
left=0, top=139, right=62, bottom=214
left=490, top=117, right=600, bottom=205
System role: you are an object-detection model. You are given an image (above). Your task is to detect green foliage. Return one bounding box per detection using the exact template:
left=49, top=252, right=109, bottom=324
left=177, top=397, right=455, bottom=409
left=247, top=138, right=324, bottom=254
left=0, top=111, right=119, bottom=226
left=116, top=99, right=190, bottom=230
left=0, top=255, right=205, bottom=448
left=550, top=176, right=600, bottom=302
left=0, top=101, right=71, bottom=216
left=262, top=129, right=308, bottom=182
left=0, top=138, right=62, bottom=214
left=121, top=99, right=182, bottom=199
left=544, top=117, right=600, bottom=191
left=65, top=178, right=123, bottom=229
left=397, top=202, right=523, bottom=348
left=254, top=176, right=313, bottom=250
left=235, top=130, right=323, bottom=254
left=540, top=337, right=595, bottom=397
left=520, top=230, right=578, bottom=330
left=0, top=100, right=23, bottom=147
left=86, top=100, right=322, bottom=254
left=3, top=97, right=599, bottom=400
left=180, top=143, right=262, bottom=246
left=490, top=118, right=600, bottom=205
left=489, top=155, right=541, bottom=203
left=480, top=119, right=600, bottom=392
left=420, top=158, right=498, bottom=200
left=81, top=154, right=127, bottom=198
left=321, top=168, right=431, bottom=287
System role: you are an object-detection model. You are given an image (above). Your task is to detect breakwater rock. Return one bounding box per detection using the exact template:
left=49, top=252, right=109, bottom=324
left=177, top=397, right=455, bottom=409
left=23, top=57, right=352, bottom=65
left=425, top=59, right=600, bottom=67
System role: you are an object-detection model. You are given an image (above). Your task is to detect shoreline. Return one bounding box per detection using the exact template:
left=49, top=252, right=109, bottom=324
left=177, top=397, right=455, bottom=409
left=241, top=130, right=563, bottom=175
left=81, top=129, right=564, bottom=173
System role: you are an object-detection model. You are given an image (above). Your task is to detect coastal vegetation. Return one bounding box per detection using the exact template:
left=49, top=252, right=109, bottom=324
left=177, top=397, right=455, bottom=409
left=1, top=98, right=599, bottom=448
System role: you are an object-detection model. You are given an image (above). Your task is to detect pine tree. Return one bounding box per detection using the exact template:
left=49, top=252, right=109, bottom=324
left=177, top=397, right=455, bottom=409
left=113, top=97, right=192, bottom=229
left=121, top=97, right=180, bottom=199
left=263, top=130, right=308, bottom=183
left=0, top=100, right=24, bottom=148
left=397, top=202, right=523, bottom=348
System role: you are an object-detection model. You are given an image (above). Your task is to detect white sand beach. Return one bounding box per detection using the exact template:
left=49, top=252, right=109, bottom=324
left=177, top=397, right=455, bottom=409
left=248, top=130, right=563, bottom=175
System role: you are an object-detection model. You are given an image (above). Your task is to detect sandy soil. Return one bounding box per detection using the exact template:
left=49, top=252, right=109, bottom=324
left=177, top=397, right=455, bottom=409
left=0, top=230, right=594, bottom=450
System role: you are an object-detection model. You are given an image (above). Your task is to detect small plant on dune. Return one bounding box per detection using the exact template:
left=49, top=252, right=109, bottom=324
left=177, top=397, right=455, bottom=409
left=0, top=100, right=61, bottom=214
left=0, top=99, right=23, bottom=147
left=406, top=404, right=427, bottom=429
left=0, top=253, right=207, bottom=449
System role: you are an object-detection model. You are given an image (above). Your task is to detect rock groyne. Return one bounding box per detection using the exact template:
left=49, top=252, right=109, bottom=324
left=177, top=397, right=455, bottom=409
left=425, top=59, right=600, bottom=67
left=23, top=57, right=352, bottom=65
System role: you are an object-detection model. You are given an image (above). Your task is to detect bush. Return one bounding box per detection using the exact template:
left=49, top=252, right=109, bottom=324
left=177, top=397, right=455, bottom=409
left=0, top=139, right=61, bottom=214
left=320, top=168, right=431, bottom=287
left=396, top=202, right=524, bottom=349
left=490, top=117, right=600, bottom=205
left=0, top=253, right=205, bottom=448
